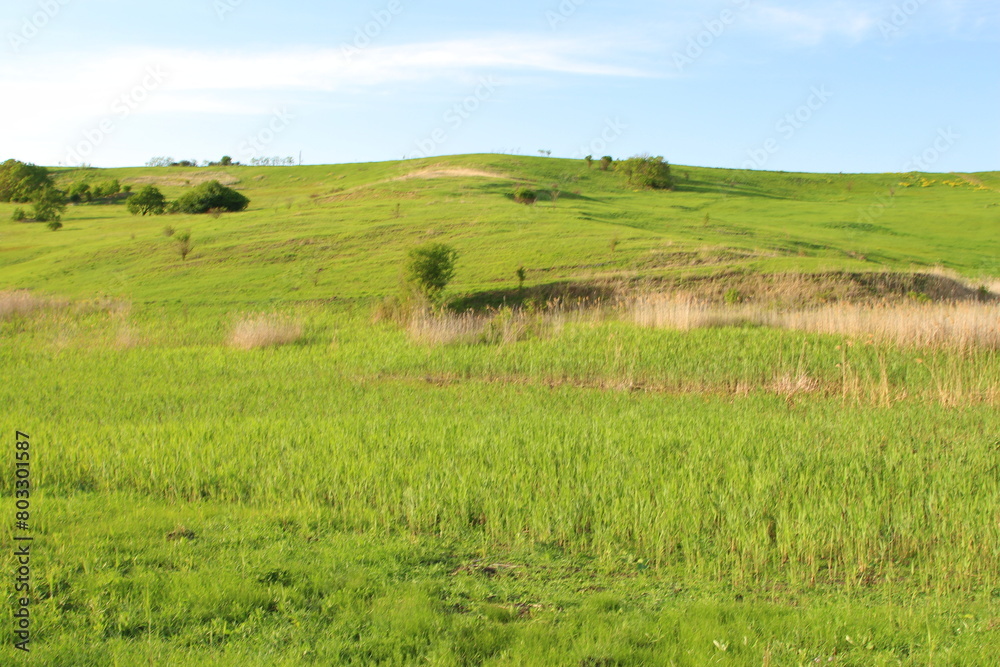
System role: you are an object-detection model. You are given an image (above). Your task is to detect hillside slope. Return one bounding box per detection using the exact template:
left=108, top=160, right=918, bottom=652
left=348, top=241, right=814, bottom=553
left=1, top=154, right=998, bottom=307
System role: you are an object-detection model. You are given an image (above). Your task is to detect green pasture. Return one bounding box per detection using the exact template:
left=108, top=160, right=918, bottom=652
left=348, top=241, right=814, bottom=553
left=2, top=155, right=999, bottom=664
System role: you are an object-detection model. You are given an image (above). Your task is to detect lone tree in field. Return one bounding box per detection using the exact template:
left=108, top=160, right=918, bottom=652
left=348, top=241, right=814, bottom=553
left=127, top=185, right=167, bottom=216
left=599, top=156, right=613, bottom=171
left=405, top=242, right=459, bottom=304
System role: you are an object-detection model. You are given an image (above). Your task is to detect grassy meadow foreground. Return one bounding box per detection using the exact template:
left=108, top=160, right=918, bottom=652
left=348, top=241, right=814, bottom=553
left=2, top=155, right=1000, bottom=664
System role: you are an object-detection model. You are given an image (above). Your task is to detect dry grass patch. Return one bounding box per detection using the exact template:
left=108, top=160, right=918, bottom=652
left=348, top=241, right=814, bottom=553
left=407, top=303, right=603, bottom=346
left=0, top=291, right=119, bottom=320
left=628, top=296, right=1000, bottom=349
left=228, top=315, right=303, bottom=350
left=0, top=290, right=53, bottom=319
left=776, top=302, right=1000, bottom=349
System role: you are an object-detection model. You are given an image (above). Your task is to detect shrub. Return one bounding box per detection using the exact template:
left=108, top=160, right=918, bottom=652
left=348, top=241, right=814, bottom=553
left=32, top=187, right=66, bottom=223
left=68, top=182, right=92, bottom=203
left=405, top=242, right=459, bottom=303
left=162, top=225, right=175, bottom=237
left=122, top=184, right=132, bottom=193
left=175, top=232, right=193, bottom=261
left=92, top=179, right=121, bottom=198
left=127, top=186, right=167, bottom=216
left=0, top=159, right=52, bottom=202
left=599, top=156, right=613, bottom=171
left=584, top=155, right=593, bottom=169
left=172, top=180, right=249, bottom=214
left=513, top=186, right=536, bottom=205
left=614, top=155, right=674, bottom=190
left=11, top=207, right=26, bottom=222
left=47, top=220, right=63, bottom=231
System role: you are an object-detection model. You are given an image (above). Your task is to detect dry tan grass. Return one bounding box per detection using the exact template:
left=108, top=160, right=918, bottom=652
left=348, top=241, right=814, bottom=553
left=0, top=290, right=50, bottom=318
left=627, top=296, right=1000, bottom=349
left=407, top=302, right=604, bottom=346
left=769, top=373, right=821, bottom=398
left=112, top=325, right=143, bottom=350
left=228, top=316, right=303, bottom=350
left=775, top=302, right=999, bottom=348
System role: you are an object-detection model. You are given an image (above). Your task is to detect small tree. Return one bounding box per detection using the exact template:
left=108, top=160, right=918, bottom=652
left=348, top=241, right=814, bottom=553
left=584, top=155, right=593, bottom=169
left=599, top=156, right=613, bottom=171
left=175, top=232, right=193, bottom=261
left=32, top=187, right=66, bottom=223
left=127, top=185, right=167, bottom=216
left=516, top=266, right=527, bottom=291
left=405, top=242, right=458, bottom=304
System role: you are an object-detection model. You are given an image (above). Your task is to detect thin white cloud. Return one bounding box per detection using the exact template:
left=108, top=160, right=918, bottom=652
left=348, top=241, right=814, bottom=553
left=745, top=3, right=878, bottom=45
left=1, top=34, right=653, bottom=95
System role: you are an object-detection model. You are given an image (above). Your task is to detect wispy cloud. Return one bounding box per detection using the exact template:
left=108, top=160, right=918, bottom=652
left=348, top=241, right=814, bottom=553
left=745, top=3, right=878, bottom=45
left=1, top=34, right=654, bottom=95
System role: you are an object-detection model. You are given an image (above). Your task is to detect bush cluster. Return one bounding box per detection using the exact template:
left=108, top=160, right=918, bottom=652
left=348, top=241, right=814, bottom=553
left=170, top=181, right=250, bottom=214
left=614, top=155, right=674, bottom=190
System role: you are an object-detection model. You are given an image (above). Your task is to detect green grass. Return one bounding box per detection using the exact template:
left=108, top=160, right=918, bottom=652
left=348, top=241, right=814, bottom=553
left=2, top=154, right=999, bottom=664
left=1, top=155, right=998, bottom=307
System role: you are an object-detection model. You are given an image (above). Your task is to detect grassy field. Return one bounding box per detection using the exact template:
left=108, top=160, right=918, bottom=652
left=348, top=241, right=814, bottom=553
left=2, top=155, right=999, bottom=664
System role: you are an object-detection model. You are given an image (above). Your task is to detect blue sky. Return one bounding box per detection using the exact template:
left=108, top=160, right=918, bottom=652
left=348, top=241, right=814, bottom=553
left=1, top=0, right=997, bottom=172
